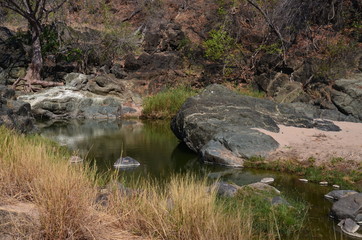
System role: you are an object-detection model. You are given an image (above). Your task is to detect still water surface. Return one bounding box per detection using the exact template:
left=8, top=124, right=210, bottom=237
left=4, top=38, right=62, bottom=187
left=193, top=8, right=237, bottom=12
left=38, top=119, right=353, bottom=240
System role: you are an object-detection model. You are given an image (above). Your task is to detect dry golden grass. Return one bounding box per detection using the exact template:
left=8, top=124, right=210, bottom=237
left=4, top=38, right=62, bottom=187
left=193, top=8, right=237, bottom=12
left=106, top=175, right=253, bottom=240
left=0, top=126, right=264, bottom=240
left=0, top=126, right=144, bottom=240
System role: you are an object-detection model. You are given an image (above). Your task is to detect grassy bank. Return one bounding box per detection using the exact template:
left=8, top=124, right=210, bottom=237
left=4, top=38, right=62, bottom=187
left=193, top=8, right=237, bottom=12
left=245, top=157, right=362, bottom=190
left=142, top=86, right=198, bottom=119
left=0, top=126, right=307, bottom=240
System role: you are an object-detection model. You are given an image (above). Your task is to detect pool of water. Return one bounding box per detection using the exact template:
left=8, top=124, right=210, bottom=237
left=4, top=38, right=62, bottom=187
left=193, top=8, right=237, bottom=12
left=38, top=119, right=353, bottom=240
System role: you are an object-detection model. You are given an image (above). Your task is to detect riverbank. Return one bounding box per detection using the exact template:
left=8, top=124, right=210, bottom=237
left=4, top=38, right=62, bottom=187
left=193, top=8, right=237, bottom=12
left=0, top=126, right=308, bottom=240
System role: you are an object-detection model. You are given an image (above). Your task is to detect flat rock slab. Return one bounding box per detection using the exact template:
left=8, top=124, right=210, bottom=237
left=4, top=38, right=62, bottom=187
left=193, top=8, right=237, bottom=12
left=171, top=84, right=353, bottom=166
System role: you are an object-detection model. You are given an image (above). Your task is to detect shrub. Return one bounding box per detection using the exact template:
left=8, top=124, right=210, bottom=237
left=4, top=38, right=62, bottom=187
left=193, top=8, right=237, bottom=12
left=203, top=28, right=235, bottom=61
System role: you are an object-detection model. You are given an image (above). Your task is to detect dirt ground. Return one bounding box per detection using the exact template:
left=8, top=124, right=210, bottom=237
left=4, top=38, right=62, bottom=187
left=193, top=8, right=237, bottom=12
left=255, top=121, right=362, bottom=165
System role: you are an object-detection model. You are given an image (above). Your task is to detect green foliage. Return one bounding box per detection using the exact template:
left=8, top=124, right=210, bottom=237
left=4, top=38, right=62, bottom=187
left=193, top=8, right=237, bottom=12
left=41, top=25, right=60, bottom=55
left=257, top=43, right=283, bottom=55
left=59, top=48, right=84, bottom=62
left=142, top=86, right=198, bottom=119
left=204, top=28, right=235, bottom=61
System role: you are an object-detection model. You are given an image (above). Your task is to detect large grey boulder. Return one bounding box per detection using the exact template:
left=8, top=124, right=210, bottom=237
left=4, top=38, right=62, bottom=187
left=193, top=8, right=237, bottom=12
left=171, top=84, right=345, bottom=167
left=332, top=74, right=362, bottom=121
left=331, top=193, right=362, bottom=220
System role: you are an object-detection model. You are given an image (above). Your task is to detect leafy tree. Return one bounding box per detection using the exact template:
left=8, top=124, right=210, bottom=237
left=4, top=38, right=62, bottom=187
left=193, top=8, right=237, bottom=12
left=0, top=0, right=67, bottom=91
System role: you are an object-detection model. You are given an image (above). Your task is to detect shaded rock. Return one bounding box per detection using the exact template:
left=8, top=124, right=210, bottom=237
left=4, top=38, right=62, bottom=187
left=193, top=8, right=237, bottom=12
left=331, top=193, right=362, bottom=220
left=338, top=218, right=360, bottom=233
left=325, top=190, right=358, bottom=201
left=0, top=27, right=27, bottom=70
left=288, top=102, right=360, bottom=122
left=215, top=182, right=241, bottom=197
left=171, top=84, right=342, bottom=166
left=111, top=64, right=127, bottom=79
left=114, top=156, right=140, bottom=169
left=0, top=85, right=34, bottom=133
left=356, top=214, right=362, bottom=224
left=332, top=74, right=362, bottom=121
left=124, top=54, right=141, bottom=71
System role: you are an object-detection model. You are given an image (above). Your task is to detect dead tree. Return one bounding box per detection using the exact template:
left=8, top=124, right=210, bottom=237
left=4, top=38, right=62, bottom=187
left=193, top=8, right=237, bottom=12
left=0, top=0, right=67, bottom=91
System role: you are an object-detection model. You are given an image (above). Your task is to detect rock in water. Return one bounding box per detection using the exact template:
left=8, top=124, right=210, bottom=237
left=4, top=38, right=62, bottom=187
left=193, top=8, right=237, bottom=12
left=171, top=84, right=343, bottom=167
left=325, top=190, right=358, bottom=201
left=114, top=156, right=140, bottom=169
left=338, top=218, right=360, bottom=234
left=260, top=177, right=274, bottom=184
left=331, top=193, right=362, bottom=220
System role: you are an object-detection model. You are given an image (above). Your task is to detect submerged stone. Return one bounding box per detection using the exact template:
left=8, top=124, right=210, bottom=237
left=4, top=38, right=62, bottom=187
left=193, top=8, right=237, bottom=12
left=113, top=156, right=140, bottom=169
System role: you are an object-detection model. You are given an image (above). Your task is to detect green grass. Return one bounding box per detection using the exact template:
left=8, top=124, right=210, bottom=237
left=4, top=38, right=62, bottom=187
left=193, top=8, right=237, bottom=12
left=142, top=86, right=198, bottom=119
left=220, top=186, right=307, bottom=239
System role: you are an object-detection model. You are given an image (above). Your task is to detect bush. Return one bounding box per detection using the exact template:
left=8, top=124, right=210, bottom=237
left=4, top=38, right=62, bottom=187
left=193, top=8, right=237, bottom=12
left=142, top=86, right=198, bottom=119
left=203, top=28, right=235, bottom=61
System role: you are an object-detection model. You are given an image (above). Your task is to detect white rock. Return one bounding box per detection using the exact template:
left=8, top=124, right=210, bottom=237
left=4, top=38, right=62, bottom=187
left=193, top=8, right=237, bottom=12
left=319, top=181, right=328, bottom=186
left=260, top=178, right=274, bottom=184
left=333, top=185, right=340, bottom=189
left=299, top=179, right=308, bottom=182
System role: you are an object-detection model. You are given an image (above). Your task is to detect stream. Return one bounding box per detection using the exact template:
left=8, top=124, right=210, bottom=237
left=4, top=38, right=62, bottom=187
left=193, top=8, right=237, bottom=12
left=37, top=119, right=353, bottom=240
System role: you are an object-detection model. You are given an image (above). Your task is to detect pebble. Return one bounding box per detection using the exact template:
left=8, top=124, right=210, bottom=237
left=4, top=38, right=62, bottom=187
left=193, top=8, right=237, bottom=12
left=299, top=179, right=308, bottom=182
left=319, top=181, right=328, bottom=186
left=333, top=184, right=340, bottom=189
left=260, top=177, right=274, bottom=184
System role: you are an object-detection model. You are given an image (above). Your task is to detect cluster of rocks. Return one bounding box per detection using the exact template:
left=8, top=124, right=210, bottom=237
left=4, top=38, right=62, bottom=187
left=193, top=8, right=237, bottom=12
left=171, top=84, right=359, bottom=167
left=214, top=177, right=290, bottom=206
left=17, top=73, right=142, bottom=120
left=326, top=190, right=362, bottom=238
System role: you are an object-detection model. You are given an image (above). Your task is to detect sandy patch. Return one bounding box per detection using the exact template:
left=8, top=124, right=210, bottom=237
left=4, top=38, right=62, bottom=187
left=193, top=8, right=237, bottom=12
left=254, top=121, right=362, bottom=164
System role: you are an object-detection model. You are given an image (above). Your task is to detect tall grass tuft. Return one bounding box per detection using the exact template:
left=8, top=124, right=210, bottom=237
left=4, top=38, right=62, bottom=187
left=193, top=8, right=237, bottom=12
left=142, top=86, right=198, bottom=119
left=107, top=175, right=252, bottom=240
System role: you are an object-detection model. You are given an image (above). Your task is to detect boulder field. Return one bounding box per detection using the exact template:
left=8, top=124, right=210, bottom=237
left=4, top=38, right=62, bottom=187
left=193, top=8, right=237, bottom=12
left=171, top=84, right=361, bottom=167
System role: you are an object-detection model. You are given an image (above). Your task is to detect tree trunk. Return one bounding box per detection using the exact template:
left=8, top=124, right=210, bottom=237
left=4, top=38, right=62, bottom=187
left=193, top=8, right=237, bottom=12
left=13, top=20, right=63, bottom=91
left=25, top=21, right=43, bottom=81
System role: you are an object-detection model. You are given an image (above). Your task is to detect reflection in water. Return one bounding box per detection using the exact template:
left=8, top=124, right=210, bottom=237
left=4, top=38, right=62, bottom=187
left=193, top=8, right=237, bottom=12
left=39, top=119, right=351, bottom=240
